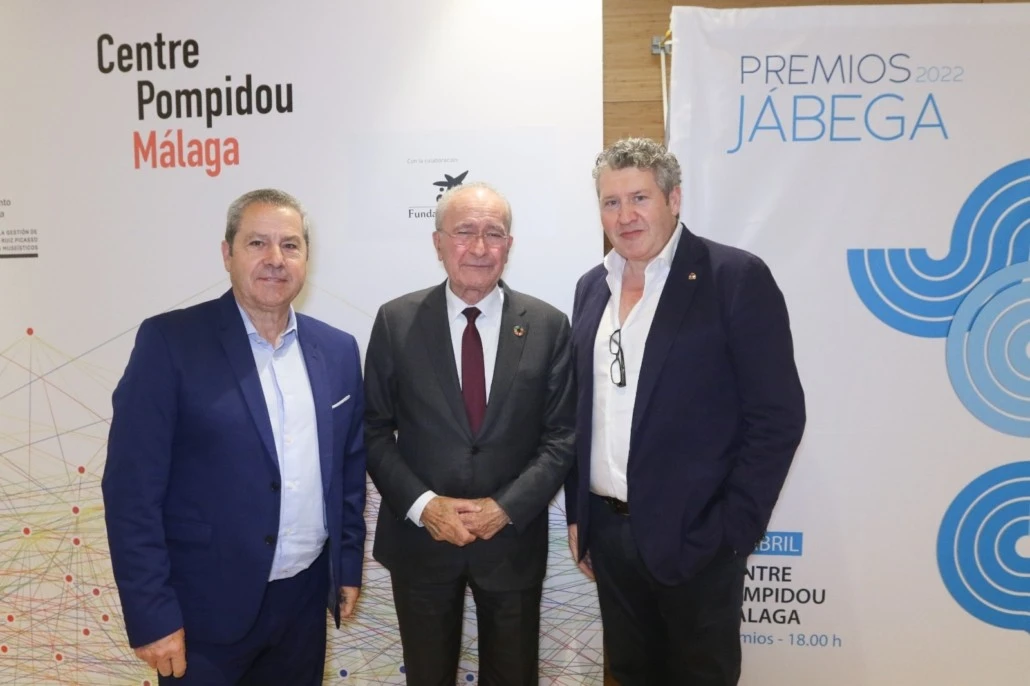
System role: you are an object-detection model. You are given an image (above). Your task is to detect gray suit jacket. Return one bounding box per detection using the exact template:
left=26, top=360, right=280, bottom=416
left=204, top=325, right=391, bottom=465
left=364, top=281, right=575, bottom=590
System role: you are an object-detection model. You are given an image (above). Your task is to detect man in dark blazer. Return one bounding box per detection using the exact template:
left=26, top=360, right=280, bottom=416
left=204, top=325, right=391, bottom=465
left=565, top=138, right=806, bottom=685
left=102, top=189, right=367, bottom=684
left=364, top=182, right=575, bottom=686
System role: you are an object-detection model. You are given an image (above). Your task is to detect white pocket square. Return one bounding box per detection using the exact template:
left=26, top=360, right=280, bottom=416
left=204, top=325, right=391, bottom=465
left=331, top=395, right=352, bottom=409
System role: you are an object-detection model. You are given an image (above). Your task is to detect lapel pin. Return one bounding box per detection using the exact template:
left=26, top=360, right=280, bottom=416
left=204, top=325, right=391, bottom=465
left=688, top=272, right=697, bottom=280
left=513, top=325, right=525, bottom=337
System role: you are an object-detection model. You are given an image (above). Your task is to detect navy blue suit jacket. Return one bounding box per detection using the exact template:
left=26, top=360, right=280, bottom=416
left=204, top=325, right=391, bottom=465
left=102, top=290, right=366, bottom=647
left=565, top=226, right=806, bottom=585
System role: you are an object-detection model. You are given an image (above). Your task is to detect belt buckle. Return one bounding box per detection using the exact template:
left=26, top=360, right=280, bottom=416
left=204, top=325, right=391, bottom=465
left=605, top=496, right=630, bottom=516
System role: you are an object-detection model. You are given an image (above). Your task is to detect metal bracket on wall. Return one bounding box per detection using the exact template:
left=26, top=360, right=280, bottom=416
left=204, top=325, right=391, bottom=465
left=650, top=35, right=671, bottom=55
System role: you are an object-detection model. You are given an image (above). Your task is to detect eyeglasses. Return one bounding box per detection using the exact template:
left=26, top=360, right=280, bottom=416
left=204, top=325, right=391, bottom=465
left=609, top=328, right=626, bottom=387
left=440, top=229, right=510, bottom=248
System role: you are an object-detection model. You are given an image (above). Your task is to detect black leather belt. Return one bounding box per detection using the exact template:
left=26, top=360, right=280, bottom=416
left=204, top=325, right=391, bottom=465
left=600, top=495, right=630, bottom=516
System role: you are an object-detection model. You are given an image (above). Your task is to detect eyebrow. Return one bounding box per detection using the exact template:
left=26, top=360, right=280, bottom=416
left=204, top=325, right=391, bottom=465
left=454, top=221, right=505, bottom=231
left=602, top=189, right=650, bottom=201
left=243, top=232, right=304, bottom=243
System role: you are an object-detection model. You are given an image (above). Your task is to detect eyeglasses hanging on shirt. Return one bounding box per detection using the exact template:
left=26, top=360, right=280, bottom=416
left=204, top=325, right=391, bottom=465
left=609, top=328, right=626, bottom=387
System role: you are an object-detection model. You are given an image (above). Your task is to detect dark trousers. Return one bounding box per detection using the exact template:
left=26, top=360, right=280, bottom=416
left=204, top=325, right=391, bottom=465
left=390, top=570, right=542, bottom=686
left=160, top=546, right=329, bottom=686
left=588, top=494, right=746, bottom=686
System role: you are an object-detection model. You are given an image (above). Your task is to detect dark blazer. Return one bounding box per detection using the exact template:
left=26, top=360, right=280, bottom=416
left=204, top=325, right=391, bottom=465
left=565, top=226, right=806, bottom=585
left=364, top=281, right=575, bottom=591
left=102, top=290, right=367, bottom=647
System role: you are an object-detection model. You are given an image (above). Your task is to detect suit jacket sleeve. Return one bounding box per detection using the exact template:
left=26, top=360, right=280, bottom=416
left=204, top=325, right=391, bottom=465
left=364, top=306, right=432, bottom=518
left=492, top=313, right=576, bottom=531
left=101, top=319, right=184, bottom=648
left=340, top=337, right=368, bottom=587
left=722, top=256, right=807, bottom=554
left=563, top=276, right=589, bottom=526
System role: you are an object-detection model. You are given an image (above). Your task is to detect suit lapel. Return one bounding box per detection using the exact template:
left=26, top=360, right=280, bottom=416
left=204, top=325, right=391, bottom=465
left=574, top=270, right=611, bottom=478
left=416, top=283, right=471, bottom=437
left=297, top=318, right=333, bottom=496
left=481, top=282, right=528, bottom=435
left=576, top=271, right=611, bottom=380
left=217, top=291, right=280, bottom=475
left=631, top=227, right=707, bottom=441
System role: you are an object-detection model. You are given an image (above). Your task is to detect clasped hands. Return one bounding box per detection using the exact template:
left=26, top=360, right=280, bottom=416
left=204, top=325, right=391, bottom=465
left=420, top=496, right=510, bottom=546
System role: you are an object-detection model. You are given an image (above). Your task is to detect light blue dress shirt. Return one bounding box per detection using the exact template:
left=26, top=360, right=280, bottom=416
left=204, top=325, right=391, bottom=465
left=237, top=303, right=327, bottom=581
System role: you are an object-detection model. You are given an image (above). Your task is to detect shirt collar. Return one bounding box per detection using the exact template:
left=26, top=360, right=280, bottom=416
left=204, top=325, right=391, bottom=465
left=236, top=301, right=298, bottom=341
left=604, top=221, right=685, bottom=282
left=444, top=281, right=504, bottom=323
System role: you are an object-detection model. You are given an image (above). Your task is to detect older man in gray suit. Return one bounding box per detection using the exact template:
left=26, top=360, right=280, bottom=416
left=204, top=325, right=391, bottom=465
left=364, top=182, right=575, bottom=686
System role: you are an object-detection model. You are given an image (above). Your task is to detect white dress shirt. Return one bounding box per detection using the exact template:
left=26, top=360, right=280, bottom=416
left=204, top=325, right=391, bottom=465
left=406, top=282, right=505, bottom=525
left=590, top=223, right=684, bottom=501
left=238, top=303, right=327, bottom=580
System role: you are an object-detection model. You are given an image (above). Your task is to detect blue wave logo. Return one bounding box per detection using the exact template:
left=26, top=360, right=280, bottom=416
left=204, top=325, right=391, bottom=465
left=946, top=262, right=1030, bottom=437
left=848, top=159, right=1030, bottom=436
left=937, top=462, right=1030, bottom=632
left=847, top=159, right=1030, bottom=339
left=849, top=161, right=1030, bottom=631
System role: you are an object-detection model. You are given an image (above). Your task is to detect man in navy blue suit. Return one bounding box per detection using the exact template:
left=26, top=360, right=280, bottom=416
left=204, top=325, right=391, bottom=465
left=565, top=139, right=806, bottom=685
left=102, top=189, right=367, bottom=684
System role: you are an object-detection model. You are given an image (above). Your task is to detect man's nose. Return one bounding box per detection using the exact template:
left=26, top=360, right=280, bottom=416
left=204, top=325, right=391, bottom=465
left=618, top=204, right=636, bottom=225
left=264, top=244, right=285, bottom=266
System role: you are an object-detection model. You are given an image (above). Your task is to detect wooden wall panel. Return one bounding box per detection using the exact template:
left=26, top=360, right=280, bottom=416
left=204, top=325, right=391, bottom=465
left=603, top=0, right=674, bottom=145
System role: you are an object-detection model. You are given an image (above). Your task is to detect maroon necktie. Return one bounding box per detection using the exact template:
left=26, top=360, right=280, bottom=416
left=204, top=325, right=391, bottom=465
left=461, top=307, right=487, bottom=434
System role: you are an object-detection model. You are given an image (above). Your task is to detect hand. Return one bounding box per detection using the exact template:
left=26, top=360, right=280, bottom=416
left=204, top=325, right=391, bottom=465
left=421, top=496, right=481, bottom=546
left=458, top=498, right=511, bottom=541
left=568, top=524, right=594, bottom=580
left=134, top=627, right=186, bottom=678
left=339, top=586, right=360, bottom=618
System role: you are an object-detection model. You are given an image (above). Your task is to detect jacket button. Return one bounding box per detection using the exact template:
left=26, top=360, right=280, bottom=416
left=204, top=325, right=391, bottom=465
left=265, top=534, right=276, bottom=546
left=271, top=481, right=280, bottom=492
left=470, top=446, right=480, bottom=455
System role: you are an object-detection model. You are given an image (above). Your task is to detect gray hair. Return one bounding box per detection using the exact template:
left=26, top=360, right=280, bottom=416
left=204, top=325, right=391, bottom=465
left=592, top=138, right=682, bottom=198
left=225, top=188, right=311, bottom=253
left=435, top=182, right=513, bottom=233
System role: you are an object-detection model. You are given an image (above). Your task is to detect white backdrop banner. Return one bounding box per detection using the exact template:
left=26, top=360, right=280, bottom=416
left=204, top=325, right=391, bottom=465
left=670, top=4, right=1030, bottom=685
left=0, top=1, right=604, bottom=683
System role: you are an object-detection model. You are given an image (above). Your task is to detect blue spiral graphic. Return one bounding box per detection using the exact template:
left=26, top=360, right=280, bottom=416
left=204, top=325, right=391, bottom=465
left=945, top=262, right=1030, bottom=437
left=848, top=159, right=1030, bottom=338
left=937, top=462, right=1030, bottom=632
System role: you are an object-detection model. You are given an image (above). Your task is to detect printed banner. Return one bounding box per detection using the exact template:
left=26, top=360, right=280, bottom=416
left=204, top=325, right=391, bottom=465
left=670, top=4, right=1030, bottom=685
left=0, top=1, right=604, bottom=683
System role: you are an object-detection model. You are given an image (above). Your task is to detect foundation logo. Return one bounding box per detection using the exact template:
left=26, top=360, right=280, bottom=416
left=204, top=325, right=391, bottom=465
left=433, top=171, right=468, bottom=200
left=407, top=169, right=469, bottom=221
